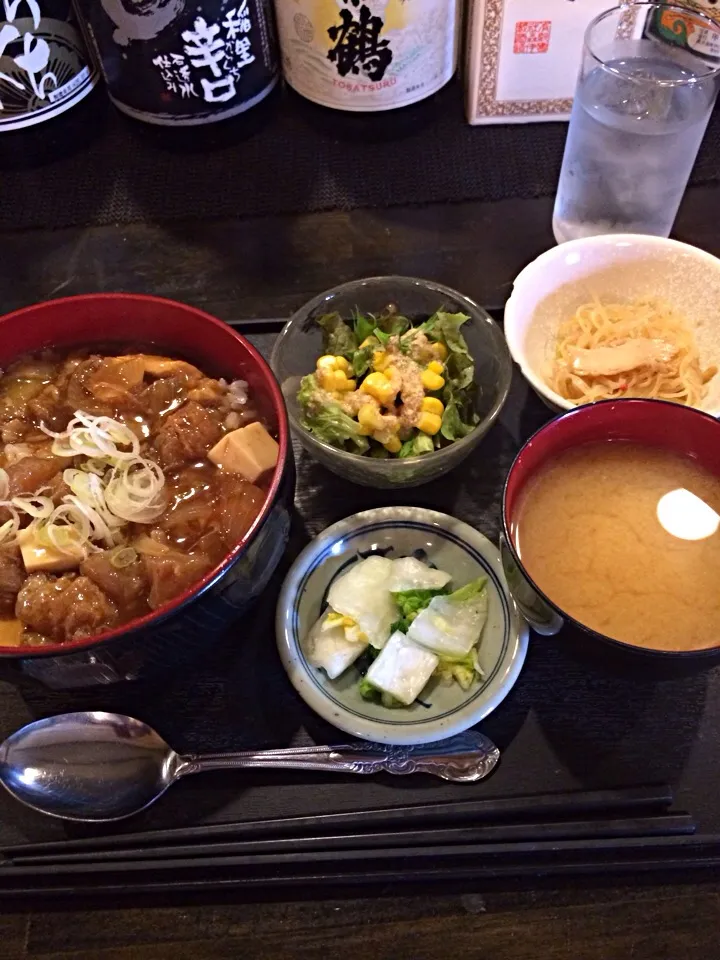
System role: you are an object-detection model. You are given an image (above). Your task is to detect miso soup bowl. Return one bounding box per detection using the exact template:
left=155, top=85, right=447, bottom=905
left=0, top=294, right=293, bottom=690
left=501, top=398, right=720, bottom=660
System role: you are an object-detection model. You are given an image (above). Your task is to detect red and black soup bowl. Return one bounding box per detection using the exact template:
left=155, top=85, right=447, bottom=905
left=501, top=398, right=720, bottom=661
left=0, top=294, right=293, bottom=689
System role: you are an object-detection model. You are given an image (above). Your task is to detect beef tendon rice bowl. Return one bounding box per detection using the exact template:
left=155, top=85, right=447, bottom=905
left=0, top=294, right=292, bottom=688
left=0, top=349, right=279, bottom=647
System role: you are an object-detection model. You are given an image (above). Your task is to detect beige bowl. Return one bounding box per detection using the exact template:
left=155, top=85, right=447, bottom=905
left=504, top=235, right=720, bottom=416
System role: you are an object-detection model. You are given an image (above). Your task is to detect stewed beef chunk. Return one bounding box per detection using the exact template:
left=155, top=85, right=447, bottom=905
left=215, top=474, right=266, bottom=546
left=5, top=455, right=63, bottom=497
left=80, top=552, right=150, bottom=618
left=153, top=401, right=222, bottom=470
left=16, top=574, right=118, bottom=643
left=0, top=545, right=26, bottom=617
left=141, top=547, right=216, bottom=609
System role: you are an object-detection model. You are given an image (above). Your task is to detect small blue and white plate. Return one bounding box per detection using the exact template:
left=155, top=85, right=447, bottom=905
left=276, top=507, right=529, bottom=745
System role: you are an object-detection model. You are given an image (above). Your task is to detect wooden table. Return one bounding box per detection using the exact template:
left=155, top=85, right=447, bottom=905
left=0, top=188, right=719, bottom=958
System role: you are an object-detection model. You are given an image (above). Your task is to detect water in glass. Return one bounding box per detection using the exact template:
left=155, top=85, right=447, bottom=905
left=553, top=35, right=718, bottom=242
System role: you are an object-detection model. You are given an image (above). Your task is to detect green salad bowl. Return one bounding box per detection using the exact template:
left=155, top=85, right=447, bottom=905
left=270, top=276, right=513, bottom=488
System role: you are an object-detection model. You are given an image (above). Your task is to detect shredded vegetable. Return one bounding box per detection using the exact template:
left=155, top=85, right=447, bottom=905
left=0, top=411, right=167, bottom=556
left=41, top=410, right=141, bottom=460
left=109, top=546, right=138, bottom=569
left=105, top=458, right=166, bottom=523
left=0, top=506, right=19, bottom=546
left=0, top=517, right=17, bottom=546
left=10, top=496, right=53, bottom=520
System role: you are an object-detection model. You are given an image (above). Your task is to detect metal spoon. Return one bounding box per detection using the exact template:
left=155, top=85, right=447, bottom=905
left=0, top=712, right=500, bottom=822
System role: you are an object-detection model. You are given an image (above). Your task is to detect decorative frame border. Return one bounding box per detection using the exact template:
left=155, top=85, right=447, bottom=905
left=472, top=0, right=571, bottom=118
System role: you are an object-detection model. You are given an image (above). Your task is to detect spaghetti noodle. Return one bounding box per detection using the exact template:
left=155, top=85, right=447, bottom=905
left=550, top=298, right=716, bottom=408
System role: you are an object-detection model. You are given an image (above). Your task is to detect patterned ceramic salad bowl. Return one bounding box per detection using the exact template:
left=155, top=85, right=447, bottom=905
left=276, top=506, right=528, bottom=745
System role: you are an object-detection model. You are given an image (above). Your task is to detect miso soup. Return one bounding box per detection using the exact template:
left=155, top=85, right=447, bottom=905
left=514, top=442, right=720, bottom=651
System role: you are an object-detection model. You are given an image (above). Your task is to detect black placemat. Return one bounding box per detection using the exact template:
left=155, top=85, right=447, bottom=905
left=0, top=322, right=718, bottom=886
left=3, top=80, right=720, bottom=233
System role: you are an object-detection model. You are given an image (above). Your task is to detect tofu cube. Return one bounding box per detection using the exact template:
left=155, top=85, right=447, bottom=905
left=366, top=630, right=438, bottom=706
left=208, top=422, right=279, bottom=483
left=304, top=612, right=368, bottom=680
left=17, top=529, right=85, bottom=574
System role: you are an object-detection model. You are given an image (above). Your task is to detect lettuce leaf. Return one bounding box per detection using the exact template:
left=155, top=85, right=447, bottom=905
left=398, top=433, right=434, bottom=458
left=316, top=312, right=357, bottom=359
left=352, top=344, right=374, bottom=378
left=299, top=389, right=369, bottom=453
left=369, top=445, right=390, bottom=458
left=353, top=311, right=376, bottom=344
left=417, top=311, right=479, bottom=442
left=441, top=392, right=479, bottom=441
left=430, top=311, right=475, bottom=391
left=297, top=373, right=319, bottom=409
left=376, top=310, right=410, bottom=337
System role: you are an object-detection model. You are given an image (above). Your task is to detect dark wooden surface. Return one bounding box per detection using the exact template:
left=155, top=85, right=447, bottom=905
left=1, top=186, right=720, bottom=956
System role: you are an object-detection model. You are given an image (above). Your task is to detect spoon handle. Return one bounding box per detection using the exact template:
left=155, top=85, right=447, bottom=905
left=175, top=732, right=499, bottom=783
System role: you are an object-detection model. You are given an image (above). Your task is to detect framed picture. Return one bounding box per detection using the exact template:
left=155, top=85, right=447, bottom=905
left=465, top=0, right=611, bottom=124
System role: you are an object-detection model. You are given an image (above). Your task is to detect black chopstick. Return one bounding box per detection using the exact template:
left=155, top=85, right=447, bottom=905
left=0, top=832, right=709, bottom=884
left=2, top=842, right=720, bottom=900
left=6, top=813, right=694, bottom=866
left=2, top=784, right=673, bottom=857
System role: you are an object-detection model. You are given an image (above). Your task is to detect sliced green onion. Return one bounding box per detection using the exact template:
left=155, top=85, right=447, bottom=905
left=10, top=496, right=53, bottom=520
left=42, top=410, right=140, bottom=461
left=110, top=547, right=138, bottom=569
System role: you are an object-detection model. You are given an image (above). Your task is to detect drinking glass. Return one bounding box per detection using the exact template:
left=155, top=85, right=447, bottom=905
left=553, top=2, right=720, bottom=243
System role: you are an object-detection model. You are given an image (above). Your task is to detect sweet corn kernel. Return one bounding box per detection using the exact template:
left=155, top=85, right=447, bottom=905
left=361, top=372, right=396, bottom=406
left=417, top=412, right=442, bottom=435
left=317, top=355, right=338, bottom=372
left=358, top=404, right=384, bottom=431
left=383, top=435, right=402, bottom=454
left=421, top=370, right=445, bottom=392
left=373, top=350, right=388, bottom=371
left=431, top=342, right=448, bottom=362
left=334, top=356, right=351, bottom=374
left=321, top=370, right=354, bottom=392
left=427, top=360, right=444, bottom=374
left=422, top=397, right=444, bottom=416
left=384, top=365, right=400, bottom=381
left=357, top=422, right=373, bottom=436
